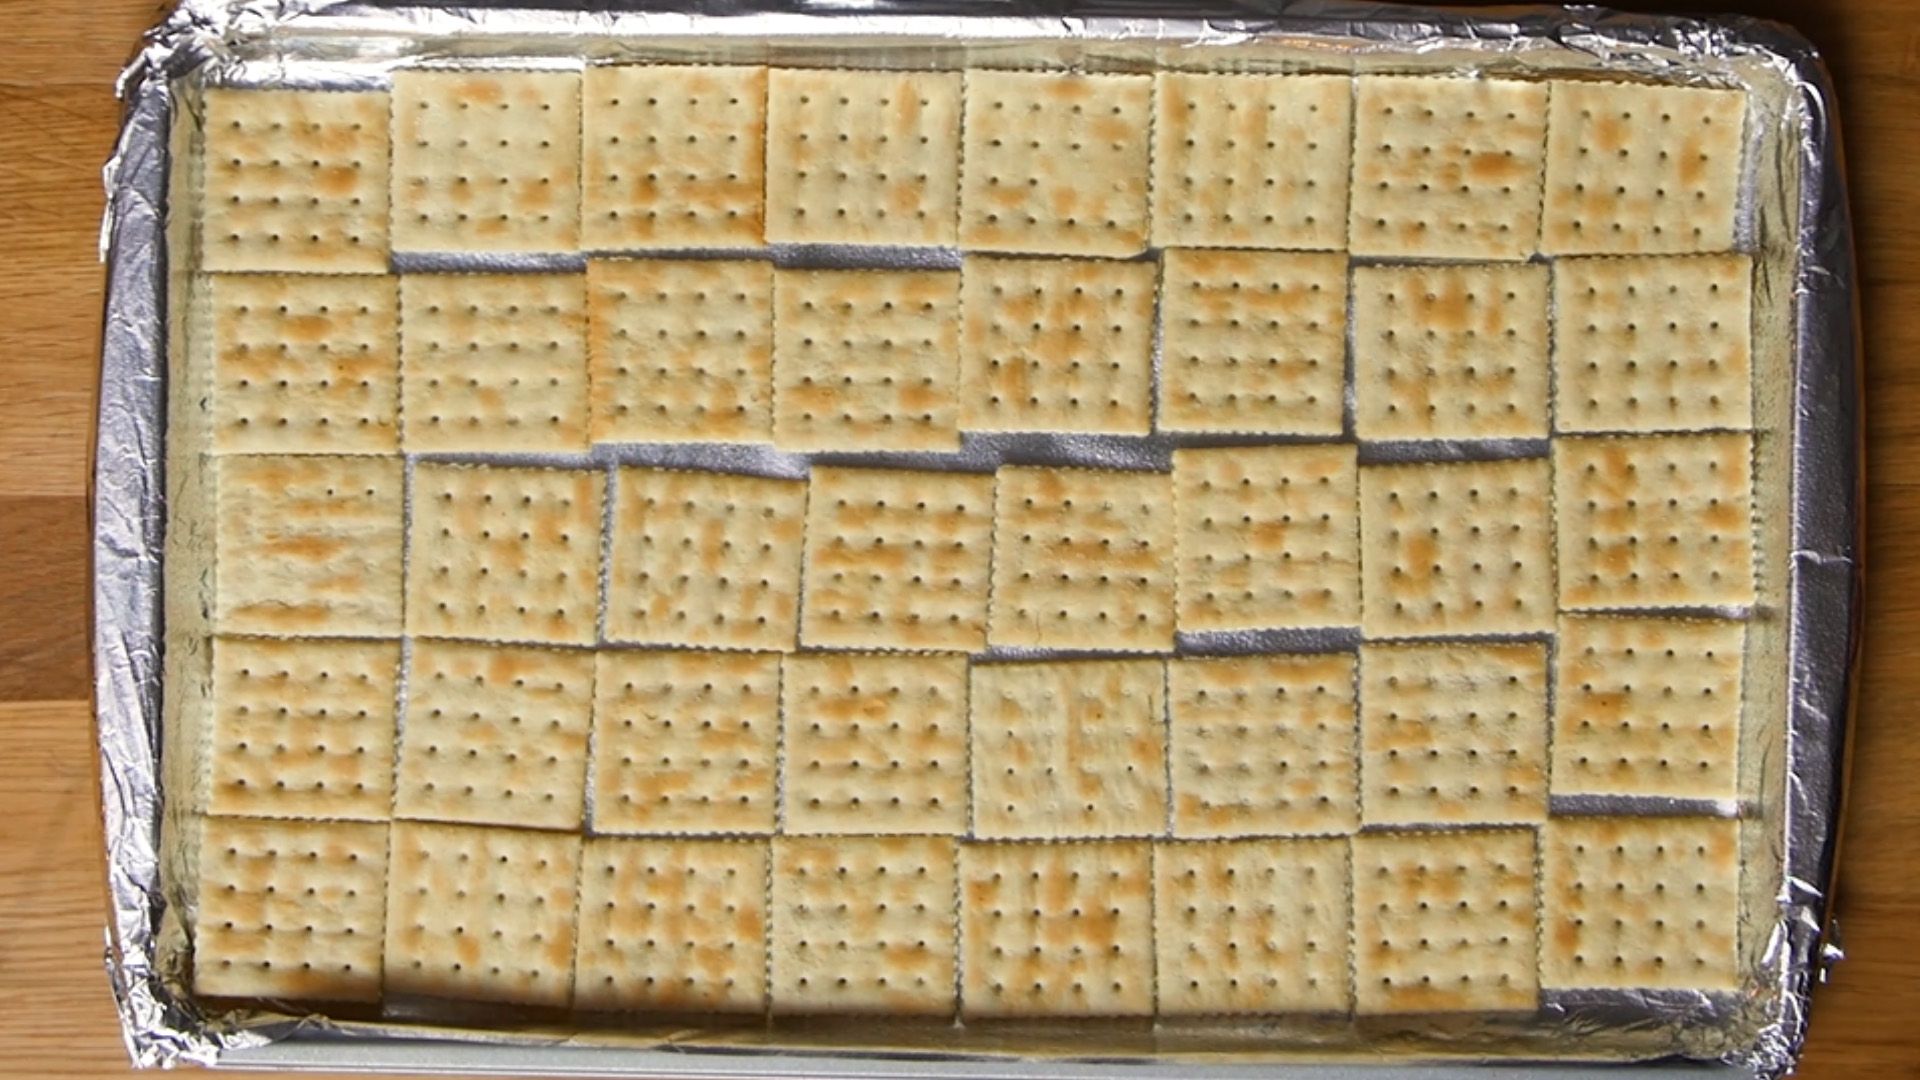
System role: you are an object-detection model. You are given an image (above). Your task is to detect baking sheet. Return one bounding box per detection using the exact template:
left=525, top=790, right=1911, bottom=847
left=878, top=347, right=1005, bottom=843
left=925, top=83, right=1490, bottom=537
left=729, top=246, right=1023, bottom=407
left=92, top=1, right=1861, bottom=1075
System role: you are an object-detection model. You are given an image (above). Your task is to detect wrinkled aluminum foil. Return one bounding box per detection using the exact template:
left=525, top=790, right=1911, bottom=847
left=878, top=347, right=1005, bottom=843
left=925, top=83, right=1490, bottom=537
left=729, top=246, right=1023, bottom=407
left=93, top=0, right=1861, bottom=1075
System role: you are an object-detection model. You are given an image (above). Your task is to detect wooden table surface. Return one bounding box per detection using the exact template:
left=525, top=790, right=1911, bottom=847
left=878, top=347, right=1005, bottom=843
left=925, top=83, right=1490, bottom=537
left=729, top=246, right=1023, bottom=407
left=1, top=0, right=1912, bottom=1076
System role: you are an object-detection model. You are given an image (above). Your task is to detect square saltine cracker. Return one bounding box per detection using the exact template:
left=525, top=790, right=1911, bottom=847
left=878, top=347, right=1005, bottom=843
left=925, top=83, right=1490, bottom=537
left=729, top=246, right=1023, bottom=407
left=209, top=273, right=399, bottom=454
left=605, top=468, right=806, bottom=649
left=1555, top=434, right=1755, bottom=609
left=1553, top=254, right=1753, bottom=433
left=1152, top=73, right=1352, bottom=250
left=1168, top=654, right=1359, bottom=838
left=208, top=636, right=400, bottom=821
left=1156, top=838, right=1351, bottom=1014
left=1553, top=615, right=1744, bottom=799
left=585, top=258, right=773, bottom=445
left=782, top=653, right=969, bottom=835
left=194, top=817, right=389, bottom=1001
left=800, top=467, right=994, bottom=651
left=1358, top=458, right=1555, bottom=637
left=770, top=836, right=959, bottom=1015
left=1352, top=262, right=1550, bottom=441
left=575, top=837, right=769, bottom=1012
left=766, top=69, right=961, bottom=247
left=202, top=89, right=390, bottom=273
left=1159, top=249, right=1347, bottom=435
left=395, top=640, right=594, bottom=830
left=582, top=65, right=765, bottom=250
left=592, top=650, right=781, bottom=834
left=391, top=70, right=581, bottom=253
left=1359, top=642, right=1550, bottom=827
left=969, top=659, right=1166, bottom=839
left=957, top=256, right=1156, bottom=435
left=216, top=455, right=404, bottom=637
left=1542, top=816, right=1740, bottom=990
left=958, top=841, right=1153, bottom=1017
left=989, top=466, right=1175, bottom=652
left=1348, top=76, right=1549, bottom=260
left=399, top=272, right=589, bottom=453
left=1173, top=445, right=1360, bottom=633
left=385, top=822, right=582, bottom=1006
left=959, top=70, right=1151, bottom=257
left=1541, top=80, right=1746, bottom=255
left=1354, top=829, right=1538, bottom=1013
left=407, top=464, right=603, bottom=646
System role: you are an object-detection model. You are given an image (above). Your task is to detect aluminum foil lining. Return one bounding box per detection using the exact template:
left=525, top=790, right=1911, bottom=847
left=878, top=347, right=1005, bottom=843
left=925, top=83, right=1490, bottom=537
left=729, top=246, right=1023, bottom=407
left=93, top=0, right=1860, bottom=1075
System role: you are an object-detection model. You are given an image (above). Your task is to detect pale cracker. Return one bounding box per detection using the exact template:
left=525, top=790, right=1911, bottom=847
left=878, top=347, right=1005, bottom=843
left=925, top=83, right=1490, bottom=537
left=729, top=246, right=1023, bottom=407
left=1542, top=816, right=1740, bottom=990
left=575, top=837, right=769, bottom=1012
left=208, top=636, right=400, bottom=821
left=1348, top=76, right=1549, bottom=260
left=399, top=273, right=589, bottom=453
left=202, top=89, right=390, bottom=273
left=1552, top=615, right=1745, bottom=799
left=391, top=70, right=581, bottom=253
left=1167, top=654, right=1358, bottom=838
left=1152, top=73, right=1352, bottom=250
left=969, top=659, right=1166, bottom=839
left=1155, top=838, right=1351, bottom=1014
left=958, top=840, right=1153, bottom=1017
left=209, top=274, right=399, bottom=454
left=766, top=69, right=961, bottom=247
left=781, top=653, right=969, bottom=834
left=799, top=467, right=994, bottom=651
left=1158, top=249, right=1347, bottom=435
left=1358, top=458, right=1554, bottom=637
left=1553, top=254, right=1754, bottom=432
left=957, top=256, right=1156, bottom=435
left=592, top=650, right=781, bottom=834
left=989, top=467, right=1175, bottom=651
left=1555, top=434, right=1755, bottom=609
left=1353, top=829, right=1538, bottom=1013
left=1359, top=643, right=1549, bottom=827
left=959, top=70, right=1152, bottom=257
left=195, top=817, right=388, bottom=1001
left=771, top=268, right=962, bottom=452
left=1352, top=262, right=1551, bottom=441
left=1541, top=80, right=1746, bottom=255
left=407, top=464, right=603, bottom=645
left=395, top=640, right=594, bottom=830
left=585, top=259, right=773, bottom=444
left=581, top=65, right=765, bottom=250
left=770, top=836, right=959, bottom=1015
left=604, top=468, right=806, bottom=649
left=1172, top=445, right=1360, bottom=633
left=216, top=455, right=404, bottom=637
left=385, top=822, right=582, bottom=1007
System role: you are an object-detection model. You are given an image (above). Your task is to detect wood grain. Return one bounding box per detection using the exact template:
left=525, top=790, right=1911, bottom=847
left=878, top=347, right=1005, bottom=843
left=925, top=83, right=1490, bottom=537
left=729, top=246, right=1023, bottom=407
left=0, top=0, right=1912, bottom=1075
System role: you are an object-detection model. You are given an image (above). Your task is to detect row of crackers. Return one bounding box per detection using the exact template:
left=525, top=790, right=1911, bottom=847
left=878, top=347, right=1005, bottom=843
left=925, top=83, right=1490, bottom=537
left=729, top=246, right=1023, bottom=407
left=206, top=253, right=1753, bottom=453
left=201, top=68, right=1745, bottom=269
left=195, top=818, right=1741, bottom=1015
left=217, top=447, right=1754, bottom=651
left=208, top=636, right=1738, bottom=839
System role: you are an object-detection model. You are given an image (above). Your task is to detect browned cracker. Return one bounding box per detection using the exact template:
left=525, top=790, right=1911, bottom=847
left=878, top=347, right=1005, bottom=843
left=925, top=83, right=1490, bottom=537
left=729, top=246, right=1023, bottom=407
left=800, top=467, right=994, bottom=651
left=203, top=89, right=390, bottom=273
left=585, top=258, right=773, bottom=445
left=766, top=69, right=961, bottom=247
left=604, top=468, right=806, bottom=649
left=216, top=455, right=404, bottom=637
left=957, top=255, right=1156, bottom=435
left=771, top=836, right=959, bottom=1015
left=208, top=636, right=400, bottom=821
left=592, top=650, right=781, bottom=834
left=1168, top=654, right=1359, bottom=838
left=960, top=70, right=1152, bottom=257
left=1354, top=829, right=1538, bottom=1013
left=582, top=65, right=765, bottom=250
